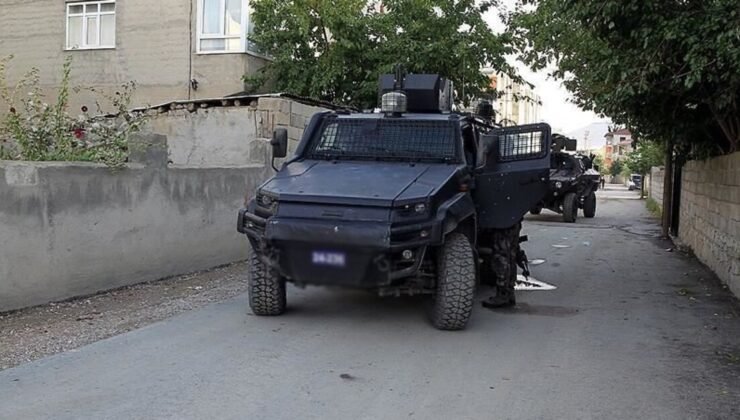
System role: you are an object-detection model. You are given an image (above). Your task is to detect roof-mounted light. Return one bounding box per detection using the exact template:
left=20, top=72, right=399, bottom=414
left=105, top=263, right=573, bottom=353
left=381, top=91, right=407, bottom=117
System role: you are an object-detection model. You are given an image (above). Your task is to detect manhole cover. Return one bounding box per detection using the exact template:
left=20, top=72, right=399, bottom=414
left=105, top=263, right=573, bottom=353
left=515, top=275, right=557, bottom=291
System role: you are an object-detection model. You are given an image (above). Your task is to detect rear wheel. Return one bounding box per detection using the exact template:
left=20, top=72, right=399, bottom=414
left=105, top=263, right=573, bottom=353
left=583, top=192, right=596, bottom=218
left=248, top=250, right=286, bottom=316
left=562, top=192, right=578, bottom=223
left=432, top=233, right=476, bottom=331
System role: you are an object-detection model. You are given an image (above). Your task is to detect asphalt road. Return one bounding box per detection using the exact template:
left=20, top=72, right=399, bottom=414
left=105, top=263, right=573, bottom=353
left=2, top=186, right=740, bottom=420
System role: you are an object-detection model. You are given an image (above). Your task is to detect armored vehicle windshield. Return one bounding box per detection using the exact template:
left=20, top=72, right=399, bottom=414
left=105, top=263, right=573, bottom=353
left=305, top=115, right=460, bottom=163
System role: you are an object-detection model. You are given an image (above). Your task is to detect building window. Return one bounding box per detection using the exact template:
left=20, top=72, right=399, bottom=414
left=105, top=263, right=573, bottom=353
left=197, top=0, right=258, bottom=54
left=66, top=1, right=116, bottom=50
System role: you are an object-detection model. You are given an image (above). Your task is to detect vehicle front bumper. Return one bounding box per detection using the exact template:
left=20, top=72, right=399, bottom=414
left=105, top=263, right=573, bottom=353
left=237, top=209, right=438, bottom=288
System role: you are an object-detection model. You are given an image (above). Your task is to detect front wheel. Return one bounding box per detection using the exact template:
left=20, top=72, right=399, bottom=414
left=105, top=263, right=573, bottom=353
left=248, top=250, right=286, bottom=316
left=562, top=192, right=578, bottom=223
left=432, top=233, right=476, bottom=331
left=583, top=192, right=596, bottom=218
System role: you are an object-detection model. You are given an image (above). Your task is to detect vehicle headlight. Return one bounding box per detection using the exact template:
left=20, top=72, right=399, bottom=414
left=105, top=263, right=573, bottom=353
left=555, top=181, right=563, bottom=189
left=396, top=201, right=429, bottom=219
left=261, top=195, right=273, bottom=207
left=257, top=192, right=277, bottom=208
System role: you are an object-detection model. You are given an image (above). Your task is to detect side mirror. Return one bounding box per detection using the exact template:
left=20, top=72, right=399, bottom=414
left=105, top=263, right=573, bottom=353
left=475, top=134, right=496, bottom=171
left=271, top=128, right=288, bottom=159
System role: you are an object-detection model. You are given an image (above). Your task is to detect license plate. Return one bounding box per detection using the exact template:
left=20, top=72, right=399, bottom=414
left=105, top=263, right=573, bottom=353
left=312, top=251, right=346, bottom=267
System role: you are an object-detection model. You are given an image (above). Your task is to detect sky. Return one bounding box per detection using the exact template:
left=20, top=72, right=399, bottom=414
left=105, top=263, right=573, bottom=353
left=481, top=1, right=610, bottom=136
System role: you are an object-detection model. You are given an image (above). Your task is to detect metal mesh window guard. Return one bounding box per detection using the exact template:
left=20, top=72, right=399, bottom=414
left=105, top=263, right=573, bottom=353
left=498, top=130, right=546, bottom=161
left=308, top=117, right=459, bottom=162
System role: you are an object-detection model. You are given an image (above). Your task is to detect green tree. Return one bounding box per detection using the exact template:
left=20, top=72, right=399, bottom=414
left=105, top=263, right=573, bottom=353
left=247, top=0, right=519, bottom=109
left=508, top=0, right=740, bottom=157
left=609, top=159, right=623, bottom=178
left=591, top=154, right=609, bottom=176
left=625, top=141, right=664, bottom=198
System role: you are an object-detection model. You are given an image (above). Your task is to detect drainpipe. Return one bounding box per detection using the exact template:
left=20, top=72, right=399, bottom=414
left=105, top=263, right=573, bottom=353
left=661, top=136, right=674, bottom=238
left=187, top=0, right=194, bottom=100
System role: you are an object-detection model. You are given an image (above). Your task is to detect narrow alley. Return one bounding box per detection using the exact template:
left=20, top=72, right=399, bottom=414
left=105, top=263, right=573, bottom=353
left=1, top=186, right=739, bottom=419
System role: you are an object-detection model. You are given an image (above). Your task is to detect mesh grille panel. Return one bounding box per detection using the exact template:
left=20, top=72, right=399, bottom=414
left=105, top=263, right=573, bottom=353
left=308, top=117, right=458, bottom=162
left=498, top=130, right=546, bottom=161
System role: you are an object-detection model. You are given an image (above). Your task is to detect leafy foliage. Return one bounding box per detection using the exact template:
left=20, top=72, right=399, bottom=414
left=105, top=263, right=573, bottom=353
left=0, top=56, right=147, bottom=167
left=591, top=154, right=608, bottom=176
left=624, top=140, right=664, bottom=176
left=609, top=159, right=623, bottom=178
left=247, top=0, right=519, bottom=108
left=646, top=196, right=662, bottom=218
left=508, top=0, right=740, bottom=157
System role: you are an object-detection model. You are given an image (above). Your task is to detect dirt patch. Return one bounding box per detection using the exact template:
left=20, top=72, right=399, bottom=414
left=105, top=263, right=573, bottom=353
left=0, top=262, right=248, bottom=371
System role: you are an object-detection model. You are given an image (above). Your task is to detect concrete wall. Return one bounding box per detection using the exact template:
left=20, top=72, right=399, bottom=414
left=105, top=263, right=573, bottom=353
left=678, top=152, right=740, bottom=297
left=648, top=166, right=665, bottom=208
left=0, top=97, right=326, bottom=311
left=0, top=156, right=270, bottom=312
left=0, top=0, right=267, bottom=113
left=147, top=97, right=326, bottom=167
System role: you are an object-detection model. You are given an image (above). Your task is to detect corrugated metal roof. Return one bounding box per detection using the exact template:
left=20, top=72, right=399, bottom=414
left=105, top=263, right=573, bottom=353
left=130, top=92, right=356, bottom=114
left=604, top=128, right=632, bottom=137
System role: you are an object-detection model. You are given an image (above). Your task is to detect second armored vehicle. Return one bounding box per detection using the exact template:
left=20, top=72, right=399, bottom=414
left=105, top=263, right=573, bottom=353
left=529, top=135, right=601, bottom=222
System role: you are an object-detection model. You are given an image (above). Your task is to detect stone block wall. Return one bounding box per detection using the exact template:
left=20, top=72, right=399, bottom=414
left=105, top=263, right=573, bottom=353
left=648, top=166, right=665, bottom=209
left=147, top=97, right=327, bottom=167
left=679, top=152, right=740, bottom=296
left=254, top=97, right=326, bottom=154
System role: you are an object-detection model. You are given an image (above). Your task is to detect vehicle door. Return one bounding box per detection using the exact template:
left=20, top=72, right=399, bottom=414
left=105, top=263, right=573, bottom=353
left=474, top=123, right=552, bottom=229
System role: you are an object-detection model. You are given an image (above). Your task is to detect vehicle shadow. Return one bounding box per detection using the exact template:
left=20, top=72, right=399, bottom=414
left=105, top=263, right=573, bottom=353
left=284, top=286, right=428, bottom=318
left=524, top=212, right=564, bottom=223
left=276, top=285, right=505, bottom=329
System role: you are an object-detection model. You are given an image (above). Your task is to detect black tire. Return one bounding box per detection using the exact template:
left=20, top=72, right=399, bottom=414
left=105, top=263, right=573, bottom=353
left=529, top=206, right=542, bottom=215
left=583, top=192, right=596, bottom=218
left=432, top=233, right=476, bottom=331
left=248, top=250, right=286, bottom=316
left=562, top=192, right=578, bottom=223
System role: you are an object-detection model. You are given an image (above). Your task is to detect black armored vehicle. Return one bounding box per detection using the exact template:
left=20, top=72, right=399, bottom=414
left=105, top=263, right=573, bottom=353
left=529, top=135, right=600, bottom=222
left=238, top=73, right=552, bottom=330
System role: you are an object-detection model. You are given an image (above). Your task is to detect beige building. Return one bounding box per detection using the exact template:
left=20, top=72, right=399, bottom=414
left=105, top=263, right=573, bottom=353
left=603, top=128, right=633, bottom=166
left=0, top=0, right=267, bottom=112
left=487, top=72, right=542, bottom=126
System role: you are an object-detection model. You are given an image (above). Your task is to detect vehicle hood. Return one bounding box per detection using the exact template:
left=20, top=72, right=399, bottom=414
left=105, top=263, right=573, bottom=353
left=261, top=160, right=458, bottom=206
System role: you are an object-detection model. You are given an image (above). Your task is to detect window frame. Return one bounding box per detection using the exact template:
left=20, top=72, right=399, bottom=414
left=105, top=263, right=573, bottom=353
left=196, top=0, right=261, bottom=55
left=65, top=0, right=116, bottom=50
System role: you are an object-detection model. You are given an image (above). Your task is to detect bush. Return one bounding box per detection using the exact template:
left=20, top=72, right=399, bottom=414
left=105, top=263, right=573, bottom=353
left=646, top=197, right=662, bottom=218
left=0, top=56, right=147, bottom=168
left=609, top=160, right=623, bottom=177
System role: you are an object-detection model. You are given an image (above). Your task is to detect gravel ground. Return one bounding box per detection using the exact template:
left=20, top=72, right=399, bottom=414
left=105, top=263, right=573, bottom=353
left=0, top=262, right=248, bottom=371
